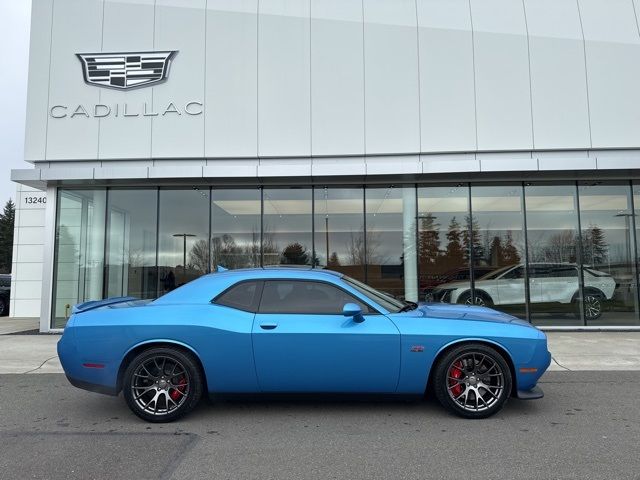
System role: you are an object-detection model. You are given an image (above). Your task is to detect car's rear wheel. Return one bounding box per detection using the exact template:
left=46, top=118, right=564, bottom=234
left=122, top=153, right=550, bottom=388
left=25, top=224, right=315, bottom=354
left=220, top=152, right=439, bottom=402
left=572, top=290, right=604, bottom=321
left=458, top=291, right=493, bottom=307
left=433, top=343, right=512, bottom=419
left=123, top=347, right=203, bottom=423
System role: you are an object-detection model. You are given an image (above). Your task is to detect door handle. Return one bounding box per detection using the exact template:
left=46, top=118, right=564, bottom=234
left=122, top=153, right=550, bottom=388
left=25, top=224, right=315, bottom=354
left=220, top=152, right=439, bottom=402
left=259, top=323, right=278, bottom=330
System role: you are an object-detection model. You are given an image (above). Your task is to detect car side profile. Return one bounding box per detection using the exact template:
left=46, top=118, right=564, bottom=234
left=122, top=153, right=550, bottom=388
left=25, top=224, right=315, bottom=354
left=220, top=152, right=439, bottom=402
left=429, top=263, right=616, bottom=320
left=58, top=267, right=551, bottom=422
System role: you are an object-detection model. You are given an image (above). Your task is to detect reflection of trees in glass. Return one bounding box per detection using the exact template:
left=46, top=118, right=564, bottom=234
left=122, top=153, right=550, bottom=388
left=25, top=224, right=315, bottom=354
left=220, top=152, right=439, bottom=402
left=445, top=217, right=464, bottom=263
left=463, top=215, right=483, bottom=262
left=280, top=242, right=310, bottom=265
left=262, top=230, right=279, bottom=266
left=530, top=230, right=577, bottom=263
left=488, top=231, right=521, bottom=266
left=582, top=224, right=608, bottom=265
left=347, top=229, right=384, bottom=265
left=328, top=252, right=340, bottom=266
left=189, top=239, right=211, bottom=273
left=419, top=213, right=440, bottom=266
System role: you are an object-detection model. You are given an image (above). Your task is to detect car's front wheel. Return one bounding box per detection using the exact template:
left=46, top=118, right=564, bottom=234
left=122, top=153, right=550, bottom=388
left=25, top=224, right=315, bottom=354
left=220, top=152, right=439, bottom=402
left=122, top=347, right=203, bottom=423
left=433, top=343, right=512, bottom=419
left=457, top=291, right=493, bottom=307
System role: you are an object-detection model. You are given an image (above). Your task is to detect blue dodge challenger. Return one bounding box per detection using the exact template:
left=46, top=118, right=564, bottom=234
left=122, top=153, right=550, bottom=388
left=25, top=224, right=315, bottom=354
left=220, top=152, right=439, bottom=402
left=58, top=267, right=551, bottom=422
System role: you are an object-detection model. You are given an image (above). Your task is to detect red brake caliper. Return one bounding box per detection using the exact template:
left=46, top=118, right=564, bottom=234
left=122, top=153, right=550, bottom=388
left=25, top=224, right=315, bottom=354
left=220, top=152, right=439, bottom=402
left=170, top=376, right=187, bottom=402
left=449, top=361, right=464, bottom=397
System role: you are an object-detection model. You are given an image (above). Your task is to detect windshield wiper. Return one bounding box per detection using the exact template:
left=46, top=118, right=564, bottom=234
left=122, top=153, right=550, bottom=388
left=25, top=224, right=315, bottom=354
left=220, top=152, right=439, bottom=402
left=399, top=301, right=418, bottom=312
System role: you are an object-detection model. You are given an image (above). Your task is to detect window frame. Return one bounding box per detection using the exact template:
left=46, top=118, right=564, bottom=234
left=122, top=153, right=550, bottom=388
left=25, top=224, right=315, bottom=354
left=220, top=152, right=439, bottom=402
left=257, top=278, right=382, bottom=316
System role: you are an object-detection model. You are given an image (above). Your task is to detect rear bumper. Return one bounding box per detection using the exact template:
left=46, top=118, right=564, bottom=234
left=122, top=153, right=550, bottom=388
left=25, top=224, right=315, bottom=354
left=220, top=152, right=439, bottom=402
left=66, top=375, right=118, bottom=396
left=515, top=385, right=544, bottom=400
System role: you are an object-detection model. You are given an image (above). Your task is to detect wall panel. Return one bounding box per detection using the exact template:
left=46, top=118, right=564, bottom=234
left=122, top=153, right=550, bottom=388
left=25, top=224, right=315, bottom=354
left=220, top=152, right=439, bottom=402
left=153, top=0, right=206, bottom=159
left=579, top=0, right=640, bottom=148
left=363, top=0, right=420, bottom=154
left=46, top=0, right=103, bottom=160
left=258, top=0, right=311, bottom=157
left=417, top=0, right=476, bottom=152
left=310, top=0, right=364, bottom=156
left=470, top=0, right=533, bottom=150
left=98, top=0, right=155, bottom=159
left=205, top=0, right=258, bottom=158
left=525, top=0, right=591, bottom=149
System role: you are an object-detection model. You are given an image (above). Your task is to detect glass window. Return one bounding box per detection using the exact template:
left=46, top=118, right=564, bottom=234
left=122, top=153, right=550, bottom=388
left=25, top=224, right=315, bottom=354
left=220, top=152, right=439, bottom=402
left=525, top=184, right=581, bottom=326
left=578, top=183, right=639, bottom=326
left=158, top=188, right=210, bottom=294
left=52, top=189, right=106, bottom=328
left=418, top=185, right=470, bottom=303
left=470, top=185, right=526, bottom=319
left=215, top=281, right=261, bottom=312
left=211, top=188, right=261, bottom=269
left=263, top=188, right=313, bottom=266
left=259, top=280, right=372, bottom=314
left=314, top=187, right=365, bottom=281
left=106, top=189, right=158, bottom=299
left=365, top=186, right=416, bottom=301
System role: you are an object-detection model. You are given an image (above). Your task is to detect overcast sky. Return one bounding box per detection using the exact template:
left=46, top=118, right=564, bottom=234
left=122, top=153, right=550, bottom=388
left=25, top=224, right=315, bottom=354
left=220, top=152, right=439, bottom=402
left=0, top=0, right=31, bottom=206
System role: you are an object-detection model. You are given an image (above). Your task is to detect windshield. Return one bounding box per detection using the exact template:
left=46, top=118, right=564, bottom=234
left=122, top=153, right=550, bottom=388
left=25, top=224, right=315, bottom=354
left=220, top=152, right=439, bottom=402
left=342, top=276, right=405, bottom=313
left=478, top=265, right=517, bottom=280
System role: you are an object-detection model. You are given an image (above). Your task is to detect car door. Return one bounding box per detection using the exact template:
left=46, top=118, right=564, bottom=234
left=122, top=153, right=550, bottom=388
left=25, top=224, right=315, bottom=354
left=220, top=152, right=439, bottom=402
left=251, top=279, right=401, bottom=393
left=540, top=264, right=579, bottom=304
left=495, top=266, right=526, bottom=305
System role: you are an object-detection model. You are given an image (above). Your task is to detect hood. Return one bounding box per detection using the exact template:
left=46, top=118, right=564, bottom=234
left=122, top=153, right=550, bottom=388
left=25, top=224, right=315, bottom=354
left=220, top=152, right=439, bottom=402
left=433, top=281, right=470, bottom=291
left=410, top=302, right=532, bottom=327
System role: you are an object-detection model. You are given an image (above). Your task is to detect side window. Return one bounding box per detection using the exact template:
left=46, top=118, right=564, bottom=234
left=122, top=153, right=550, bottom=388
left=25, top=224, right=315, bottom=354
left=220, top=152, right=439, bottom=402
left=550, top=265, right=577, bottom=278
left=259, top=280, right=373, bottom=315
left=215, top=281, right=261, bottom=312
left=530, top=266, right=551, bottom=279
left=502, top=266, right=524, bottom=280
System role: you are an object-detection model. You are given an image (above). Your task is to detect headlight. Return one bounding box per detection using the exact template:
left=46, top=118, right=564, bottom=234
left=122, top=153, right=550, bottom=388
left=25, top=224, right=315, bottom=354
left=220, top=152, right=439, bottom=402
left=432, top=288, right=457, bottom=303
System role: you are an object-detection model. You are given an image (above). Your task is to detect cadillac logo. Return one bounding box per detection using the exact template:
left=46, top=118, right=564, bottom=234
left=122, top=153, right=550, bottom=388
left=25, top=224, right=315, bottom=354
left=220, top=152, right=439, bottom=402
left=76, top=51, right=177, bottom=90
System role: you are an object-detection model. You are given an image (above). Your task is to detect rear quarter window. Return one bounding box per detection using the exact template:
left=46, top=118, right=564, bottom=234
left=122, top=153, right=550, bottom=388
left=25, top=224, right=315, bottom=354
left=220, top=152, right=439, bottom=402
left=214, top=281, right=261, bottom=312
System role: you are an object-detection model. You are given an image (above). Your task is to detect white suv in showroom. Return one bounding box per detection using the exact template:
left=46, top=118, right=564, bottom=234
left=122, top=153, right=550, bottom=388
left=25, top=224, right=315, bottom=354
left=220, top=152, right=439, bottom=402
left=428, top=263, right=617, bottom=320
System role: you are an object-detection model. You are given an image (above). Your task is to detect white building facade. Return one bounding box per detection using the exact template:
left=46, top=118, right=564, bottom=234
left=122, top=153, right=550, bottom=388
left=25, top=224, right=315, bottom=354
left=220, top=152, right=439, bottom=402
left=11, top=0, right=640, bottom=331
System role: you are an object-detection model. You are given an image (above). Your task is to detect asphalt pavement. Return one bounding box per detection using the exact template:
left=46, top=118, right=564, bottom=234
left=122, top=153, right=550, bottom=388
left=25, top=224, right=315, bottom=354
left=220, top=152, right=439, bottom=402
left=0, top=371, right=639, bottom=480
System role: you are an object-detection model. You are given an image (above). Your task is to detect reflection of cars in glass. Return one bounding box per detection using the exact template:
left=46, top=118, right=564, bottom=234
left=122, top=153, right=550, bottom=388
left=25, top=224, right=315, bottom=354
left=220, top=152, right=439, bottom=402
left=0, top=274, right=10, bottom=316
left=429, top=263, right=617, bottom=320
left=57, top=267, right=550, bottom=421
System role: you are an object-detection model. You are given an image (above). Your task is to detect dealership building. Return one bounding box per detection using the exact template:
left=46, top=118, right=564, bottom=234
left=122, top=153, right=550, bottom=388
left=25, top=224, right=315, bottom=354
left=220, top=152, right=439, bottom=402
left=10, top=0, right=640, bottom=331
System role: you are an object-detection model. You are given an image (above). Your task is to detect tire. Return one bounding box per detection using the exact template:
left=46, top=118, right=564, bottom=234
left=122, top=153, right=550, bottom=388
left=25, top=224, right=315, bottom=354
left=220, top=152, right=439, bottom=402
left=433, top=343, right=512, bottom=419
left=457, top=291, right=493, bottom=307
left=0, top=297, right=6, bottom=316
left=122, top=347, right=203, bottom=423
left=572, top=290, right=604, bottom=321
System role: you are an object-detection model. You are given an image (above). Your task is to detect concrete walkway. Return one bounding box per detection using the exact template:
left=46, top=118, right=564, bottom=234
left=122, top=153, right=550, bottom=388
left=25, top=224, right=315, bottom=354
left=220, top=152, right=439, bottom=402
left=0, top=317, right=39, bottom=334
left=0, top=332, right=639, bottom=375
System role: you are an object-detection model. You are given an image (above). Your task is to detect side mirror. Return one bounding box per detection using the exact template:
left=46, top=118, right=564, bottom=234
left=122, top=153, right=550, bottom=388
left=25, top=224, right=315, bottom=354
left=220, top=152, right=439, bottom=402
left=343, top=303, right=364, bottom=323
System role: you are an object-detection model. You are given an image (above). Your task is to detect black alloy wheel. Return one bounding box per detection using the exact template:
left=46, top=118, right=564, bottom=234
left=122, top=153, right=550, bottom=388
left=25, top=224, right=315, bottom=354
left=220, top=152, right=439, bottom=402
left=123, top=347, right=203, bottom=423
left=433, top=343, right=512, bottom=419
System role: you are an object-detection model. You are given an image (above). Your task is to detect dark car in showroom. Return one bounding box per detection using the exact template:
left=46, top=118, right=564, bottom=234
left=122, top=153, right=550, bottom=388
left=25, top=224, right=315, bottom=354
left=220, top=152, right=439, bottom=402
left=0, top=274, right=10, bottom=316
